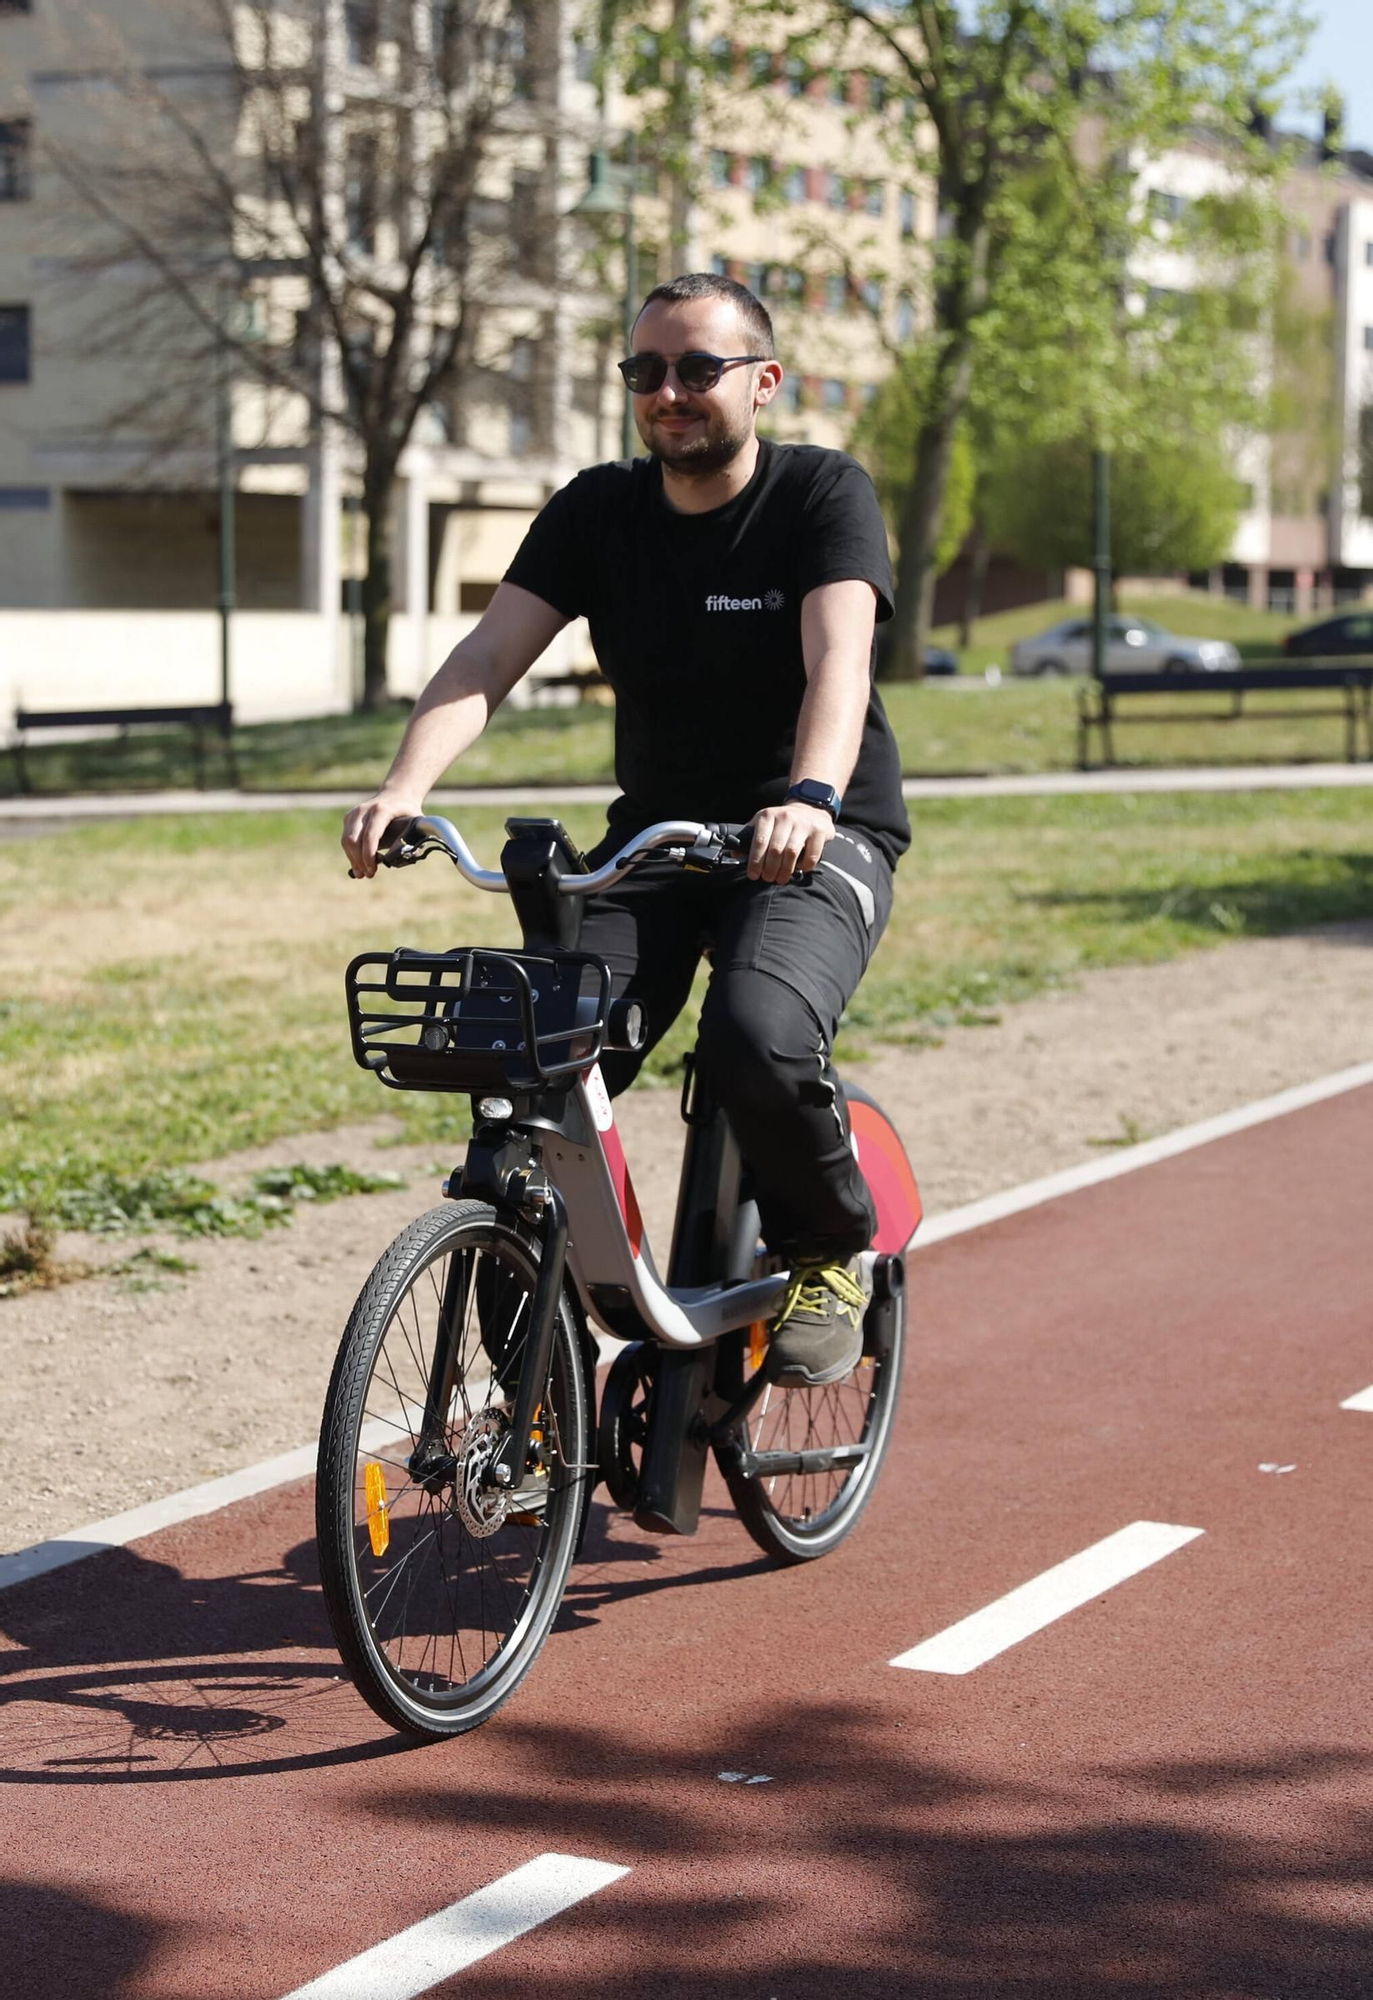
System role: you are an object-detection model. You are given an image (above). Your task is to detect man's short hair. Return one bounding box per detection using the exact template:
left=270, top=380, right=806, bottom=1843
left=633, top=272, right=776, bottom=359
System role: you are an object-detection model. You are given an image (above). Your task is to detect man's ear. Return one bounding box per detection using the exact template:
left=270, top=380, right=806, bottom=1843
left=755, top=360, right=784, bottom=408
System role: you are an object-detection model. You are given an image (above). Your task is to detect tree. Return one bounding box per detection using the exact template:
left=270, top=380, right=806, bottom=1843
left=982, top=434, right=1243, bottom=578
left=625, top=1, right=1310, bottom=676
left=848, top=340, right=974, bottom=576
left=34, top=0, right=565, bottom=709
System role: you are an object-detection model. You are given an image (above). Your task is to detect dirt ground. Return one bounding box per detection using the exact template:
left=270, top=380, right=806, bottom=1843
left=4, top=919, right=1370, bottom=1555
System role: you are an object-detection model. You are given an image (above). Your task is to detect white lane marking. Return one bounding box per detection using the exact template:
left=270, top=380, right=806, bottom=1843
left=5, top=1060, right=1370, bottom=1596
left=0, top=1417, right=393, bottom=1592
left=1340, top=1385, right=1373, bottom=1412
left=890, top=1521, right=1204, bottom=1676
left=278, top=1854, right=628, bottom=2000
left=915, top=1061, right=1373, bottom=1251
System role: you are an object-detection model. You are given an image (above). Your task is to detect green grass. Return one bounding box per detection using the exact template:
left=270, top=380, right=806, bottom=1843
left=3, top=792, right=1370, bottom=1211
left=5, top=590, right=1348, bottom=797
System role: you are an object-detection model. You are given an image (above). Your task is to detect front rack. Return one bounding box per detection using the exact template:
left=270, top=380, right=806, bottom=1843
left=346, top=946, right=612, bottom=1094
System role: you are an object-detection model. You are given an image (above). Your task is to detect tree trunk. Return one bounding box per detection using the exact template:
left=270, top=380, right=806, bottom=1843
left=884, top=368, right=970, bottom=682
left=359, top=469, right=396, bottom=713
left=959, top=518, right=989, bottom=647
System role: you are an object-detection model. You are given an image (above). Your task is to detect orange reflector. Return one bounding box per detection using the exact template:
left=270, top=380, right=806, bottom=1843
left=748, top=1321, right=768, bottom=1370
left=364, top=1461, right=390, bottom=1557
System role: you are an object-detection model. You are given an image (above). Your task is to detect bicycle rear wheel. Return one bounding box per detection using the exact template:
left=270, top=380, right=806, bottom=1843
left=316, top=1200, right=588, bottom=1739
left=716, top=1264, right=905, bottom=1565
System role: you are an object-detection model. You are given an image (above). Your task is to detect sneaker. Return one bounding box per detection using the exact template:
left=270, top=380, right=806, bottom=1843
left=767, top=1257, right=871, bottom=1387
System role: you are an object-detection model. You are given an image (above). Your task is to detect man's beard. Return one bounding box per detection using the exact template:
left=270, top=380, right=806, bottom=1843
left=639, top=403, right=752, bottom=476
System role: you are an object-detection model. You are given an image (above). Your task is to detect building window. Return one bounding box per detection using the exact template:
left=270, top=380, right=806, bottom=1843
left=1146, top=188, right=1189, bottom=225
left=781, top=374, right=802, bottom=412
left=707, top=36, right=732, bottom=75
left=827, top=70, right=846, bottom=105
left=0, top=120, right=30, bottom=202
left=860, top=276, right=882, bottom=313
left=0, top=304, right=31, bottom=383
left=827, top=171, right=847, bottom=211
left=510, top=410, right=531, bottom=455
left=899, top=189, right=916, bottom=240
left=778, top=265, right=804, bottom=301
left=860, top=382, right=879, bottom=407
left=746, top=48, right=772, bottom=86
left=864, top=180, right=883, bottom=217
left=745, top=156, right=770, bottom=196
left=895, top=292, right=915, bottom=341
left=823, top=378, right=847, bottom=410
left=825, top=272, right=847, bottom=314
left=709, top=149, right=730, bottom=189
left=710, top=253, right=730, bottom=278
left=744, top=261, right=768, bottom=296
left=344, top=0, right=378, bottom=66
left=869, top=73, right=887, bottom=112
left=345, top=136, right=378, bottom=254
left=784, top=55, right=808, bottom=98
left=784, top=166, right=806, bottom=204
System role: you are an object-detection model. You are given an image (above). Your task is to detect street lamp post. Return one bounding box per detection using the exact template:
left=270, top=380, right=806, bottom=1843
left=215, top=282, right=237, bottom=720
left=575, top=139, right=639, bottom=459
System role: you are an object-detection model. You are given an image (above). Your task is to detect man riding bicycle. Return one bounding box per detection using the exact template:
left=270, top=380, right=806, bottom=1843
left=343, top=272, right=910, bottom=1388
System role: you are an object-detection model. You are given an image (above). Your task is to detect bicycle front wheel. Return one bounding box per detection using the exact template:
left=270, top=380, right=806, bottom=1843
left=717, top=1272, right=905, bottom=1565
left=316, top=1200, right=589, bottom=1739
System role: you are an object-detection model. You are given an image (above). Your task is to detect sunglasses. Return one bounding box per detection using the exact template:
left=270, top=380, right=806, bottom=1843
left=617, top=351, right=764, bottom=394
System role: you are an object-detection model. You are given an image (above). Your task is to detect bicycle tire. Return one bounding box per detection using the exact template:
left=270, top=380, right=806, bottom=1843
left=315, top=1200, right=588, bottom=1739
left=715, top=1278, right=906, bottom=1566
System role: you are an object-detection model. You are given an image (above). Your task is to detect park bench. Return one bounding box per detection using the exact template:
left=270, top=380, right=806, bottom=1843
left=9, top=700, right=238, bottom=792
left=1076, top=663, right=1373, bottom=770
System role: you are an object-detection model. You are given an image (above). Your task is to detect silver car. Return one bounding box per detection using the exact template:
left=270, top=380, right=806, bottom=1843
left=1009, top=615, right=1241, bottom=677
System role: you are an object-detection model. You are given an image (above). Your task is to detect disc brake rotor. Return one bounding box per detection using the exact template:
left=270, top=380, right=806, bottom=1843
left=452, top=1407, right=511, bottom=1538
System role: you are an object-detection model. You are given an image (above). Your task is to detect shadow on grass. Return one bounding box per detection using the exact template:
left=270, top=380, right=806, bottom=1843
left=1022, top=861, right=1373, bottom=943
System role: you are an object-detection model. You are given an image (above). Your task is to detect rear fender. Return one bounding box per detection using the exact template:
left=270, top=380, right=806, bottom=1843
left=844, top=1081, right=923, bottom=1253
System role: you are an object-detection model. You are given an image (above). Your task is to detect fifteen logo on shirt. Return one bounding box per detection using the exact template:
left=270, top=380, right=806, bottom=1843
left=705, top=590, right=786, bottom=612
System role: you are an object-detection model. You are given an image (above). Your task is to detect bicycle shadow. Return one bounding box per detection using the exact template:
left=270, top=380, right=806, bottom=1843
left=0, top=1497, right=767, bottom=1786
left=0, top=1530, right=405, bottom=1786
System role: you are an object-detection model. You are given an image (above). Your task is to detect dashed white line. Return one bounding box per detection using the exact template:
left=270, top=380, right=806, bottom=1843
left=278, top=1853, right=629, bottom=2000
left=1339, top=1385, right=1373, bottom=1412
left=890, top=1521, right=1205, bottom=1675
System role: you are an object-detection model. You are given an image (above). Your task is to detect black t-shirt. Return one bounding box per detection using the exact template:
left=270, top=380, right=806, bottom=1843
left=503, top=437, right=910, bottom=862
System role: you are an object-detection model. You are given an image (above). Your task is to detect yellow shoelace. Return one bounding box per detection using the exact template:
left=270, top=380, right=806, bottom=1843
left=775, top=1261, right=868, bottom=1330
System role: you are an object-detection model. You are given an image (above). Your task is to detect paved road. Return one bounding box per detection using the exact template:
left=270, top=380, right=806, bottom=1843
left=2, top=759, right=1373, bottom=836
left=1, top=1086, right=1370, bottom=1997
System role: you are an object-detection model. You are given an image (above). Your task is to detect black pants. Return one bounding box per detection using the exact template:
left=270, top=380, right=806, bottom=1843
left=580, top=825, right=895, bottom=1261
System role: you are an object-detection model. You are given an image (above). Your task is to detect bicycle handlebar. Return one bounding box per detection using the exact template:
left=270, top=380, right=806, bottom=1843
left=375, top=814, right=751, bottom=894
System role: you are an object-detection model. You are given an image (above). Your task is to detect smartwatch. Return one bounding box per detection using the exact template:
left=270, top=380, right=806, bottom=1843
left=785, top=778, right=842, bottom=820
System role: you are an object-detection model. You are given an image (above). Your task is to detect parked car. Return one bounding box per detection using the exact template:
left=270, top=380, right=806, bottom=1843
left=1009, top=615, right=1241, bottom=677
left=1282, top=611, right=1373, bottom=657
left=873, top=629, right=959, bottom=675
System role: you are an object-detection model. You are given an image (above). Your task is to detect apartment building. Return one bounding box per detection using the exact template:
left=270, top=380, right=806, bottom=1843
left=1136, top=127, right=1373, bottom=614
left=0, top=0, right=604, bottom=711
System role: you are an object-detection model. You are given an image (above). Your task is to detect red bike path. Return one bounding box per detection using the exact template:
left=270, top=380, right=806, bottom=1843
left=2, top=1085, right=1370, bottom=1999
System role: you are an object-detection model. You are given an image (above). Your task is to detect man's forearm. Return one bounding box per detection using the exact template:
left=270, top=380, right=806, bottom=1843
left=790, top=650, right=868, bottom=797
left=379, top=638, right=505, bottom=801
